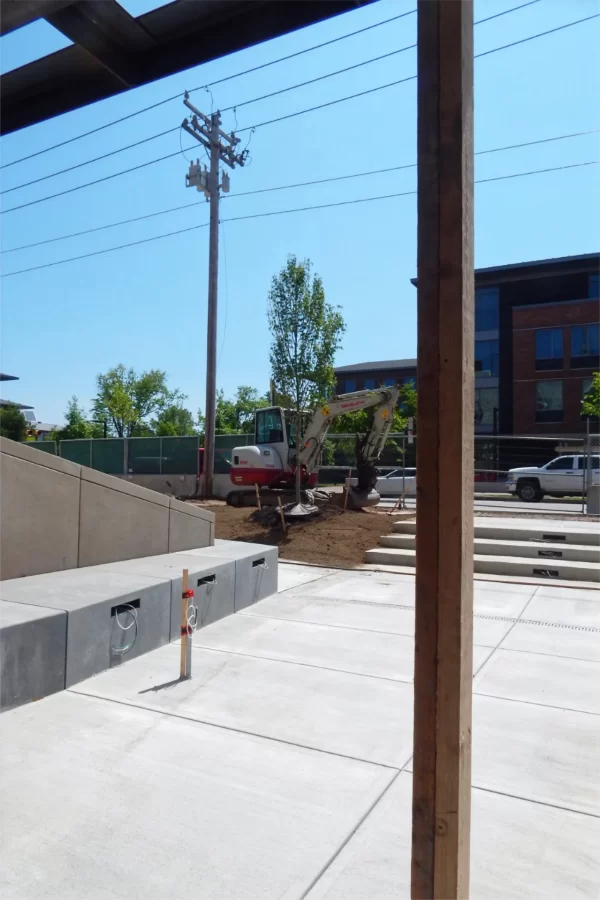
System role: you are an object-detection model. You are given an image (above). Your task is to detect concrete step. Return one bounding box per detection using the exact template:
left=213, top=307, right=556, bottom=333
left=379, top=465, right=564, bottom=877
left=392, top=520, right=600, bottom=546
left=380, top=533, right=600, bottom=564
left=365, top=546, right=600, bottom=583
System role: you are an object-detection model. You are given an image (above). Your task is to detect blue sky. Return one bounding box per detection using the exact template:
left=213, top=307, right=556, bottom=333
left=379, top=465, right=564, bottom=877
left=1, top=0, right=599, bottom=424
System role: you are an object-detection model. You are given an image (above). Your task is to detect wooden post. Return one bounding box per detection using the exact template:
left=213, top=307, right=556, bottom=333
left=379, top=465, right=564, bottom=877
left=255, top=483, right=262, bottom=510
left=343, top=468, right=351, bottom=511
left=277, top=495, right=287, bottom=532
left=412, top=2, right=474, bottom=899
left=180, top=569, right=193, bottom=679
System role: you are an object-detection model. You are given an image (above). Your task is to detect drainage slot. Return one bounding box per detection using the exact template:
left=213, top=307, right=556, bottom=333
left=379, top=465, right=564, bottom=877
left=111, top=598, right=140, bottom=617
left=197, top=575, right=216, bottom=586
left=252, top=558, right=266, bottom=568
left=533, top=568, right=560, bottom=578
left=542, top=534, right=566, bottom=542
left=537, top=549, right=562, bottom=558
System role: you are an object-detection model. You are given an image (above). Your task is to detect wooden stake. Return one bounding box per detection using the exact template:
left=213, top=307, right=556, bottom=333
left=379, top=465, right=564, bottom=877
left=277, top=495, right=287, bottom=532
left=180, top=568, right=192, bottom=679
left=343, top=468, right=351, bottom=511
left=254, top=483, right=262, bottom=510
left=412, top=2, right=474, bottom=898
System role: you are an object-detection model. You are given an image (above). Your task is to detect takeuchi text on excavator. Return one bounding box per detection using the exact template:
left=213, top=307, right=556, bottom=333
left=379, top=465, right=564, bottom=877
left=226, top=386, right=400, bottom=509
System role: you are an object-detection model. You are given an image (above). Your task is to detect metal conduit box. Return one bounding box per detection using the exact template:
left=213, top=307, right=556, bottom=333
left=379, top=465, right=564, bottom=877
left=0, top=569, right=171, bottom=688
left=94, top=553, right=236, bottom=641
left=178, top=541, right=278, bottom=611
left=0, top=600, right=67, bottom=711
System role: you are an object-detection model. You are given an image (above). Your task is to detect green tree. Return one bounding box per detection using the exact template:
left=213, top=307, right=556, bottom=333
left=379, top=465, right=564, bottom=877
left=214, top=386, right=266, bottom=434
left=52, top=396, right=104, bottom=441
left=267, top=255, right=345, bottom=501
left=0, top=406, right=27, bottom=442
left=92, top=365, right=185, bottom=437
left=582, top=372, right=600, bottom=418
left=152, top=404, right=198, bottom=436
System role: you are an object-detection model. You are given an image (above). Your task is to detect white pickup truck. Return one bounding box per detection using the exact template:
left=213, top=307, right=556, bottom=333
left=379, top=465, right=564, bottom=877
left=506, top=454, right=599, bottom=501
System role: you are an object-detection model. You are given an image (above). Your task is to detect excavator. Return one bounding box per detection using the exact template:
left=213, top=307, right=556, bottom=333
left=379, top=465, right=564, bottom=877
left=227, top=386, right=400, bottom=509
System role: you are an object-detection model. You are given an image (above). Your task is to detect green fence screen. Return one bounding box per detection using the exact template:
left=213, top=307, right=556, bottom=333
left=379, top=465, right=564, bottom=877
left=214, top=434, right=253, bottom=475
left=60, top=439, right=124, bottom=474
left=22, top=440, right=57, bottom=455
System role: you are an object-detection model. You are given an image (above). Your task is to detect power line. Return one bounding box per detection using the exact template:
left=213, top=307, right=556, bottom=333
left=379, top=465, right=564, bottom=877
left=1, top=0, right=542, bottom=193
left=0, top=7, right=419, bottom=171
left=3, top=128, right=597, bottom=254
left=2, top=9, right=594, bottom=216
left=3, top=160, right=597, bottom=278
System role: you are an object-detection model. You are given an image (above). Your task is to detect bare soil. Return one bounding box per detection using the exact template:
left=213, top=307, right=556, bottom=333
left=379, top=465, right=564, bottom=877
left=189, top=500, right=401, bottom=568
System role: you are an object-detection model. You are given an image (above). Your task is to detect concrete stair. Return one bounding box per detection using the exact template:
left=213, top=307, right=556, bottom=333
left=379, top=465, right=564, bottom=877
left=365, top=520, right=600, bottom=584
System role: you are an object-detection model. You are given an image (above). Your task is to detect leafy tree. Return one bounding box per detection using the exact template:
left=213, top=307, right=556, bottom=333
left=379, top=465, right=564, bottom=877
left=582, top=372, right=600, bottom=418
left=92, top=365, right=185, bottom=437
left=152, top=404, right=198, bottom=436
left=267, top=255, right=345, bottom=501
left=0, top=406, right=27, bottom=442
left=214, top=386, right=267, bottom=434
left=52, top=396, right=104, bottom=441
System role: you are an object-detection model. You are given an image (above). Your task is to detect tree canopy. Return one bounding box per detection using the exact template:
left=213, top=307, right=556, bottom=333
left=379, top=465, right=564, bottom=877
left=267, top=255, right=345, bottom=413
left=92, top=365, right=186, bottom=437
left=0, top=407, right=27, bottom=442
left=582, top=372, right=600, bottom=419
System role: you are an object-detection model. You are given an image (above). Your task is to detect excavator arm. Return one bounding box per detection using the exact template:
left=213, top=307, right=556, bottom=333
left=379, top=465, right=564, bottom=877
left=297, top=387, right=400, bottom=474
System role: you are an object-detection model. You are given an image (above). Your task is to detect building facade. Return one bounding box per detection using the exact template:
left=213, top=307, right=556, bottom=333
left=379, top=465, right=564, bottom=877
left=335, top=253, right=599, bottom=436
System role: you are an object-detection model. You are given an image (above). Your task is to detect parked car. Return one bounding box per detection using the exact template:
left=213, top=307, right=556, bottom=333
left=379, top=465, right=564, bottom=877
left=506, top=455, right=599, bottom=501
left=375, top=468, right=417, bottom=496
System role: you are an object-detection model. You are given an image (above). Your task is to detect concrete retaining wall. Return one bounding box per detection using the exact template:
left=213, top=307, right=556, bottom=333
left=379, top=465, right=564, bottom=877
left=0, top=438, right=215, bottom=581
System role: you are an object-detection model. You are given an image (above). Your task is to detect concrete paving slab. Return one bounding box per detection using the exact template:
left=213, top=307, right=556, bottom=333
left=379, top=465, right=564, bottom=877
left=178, top=541, right=278, bottom=610
left=470, top=694, right=600, bottom=816
left=0, top=691, right=395, bottom=900
left=243, top=592, right=513, bottom=648
left=521, top=593, right=600, bottom=629
left=286, top=570, right=419, bottom=606
left=195, top=614, right=493, bottom=682
left=503, top=621, right=600, bottom=662
left=305, top=772, right=600, bottom=900
left=71, top=643, right=415, bottom=767
left=474, top=648, right=600, bottom=714
left=277, top=563, right=338, bottom=593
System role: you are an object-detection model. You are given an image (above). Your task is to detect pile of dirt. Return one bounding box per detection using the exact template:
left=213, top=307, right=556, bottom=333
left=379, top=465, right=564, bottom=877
left=190, top=500, right=401, bottom=568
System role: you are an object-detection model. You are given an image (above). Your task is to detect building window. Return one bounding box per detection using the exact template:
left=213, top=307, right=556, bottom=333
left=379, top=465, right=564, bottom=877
left=384, top=378, right=395, bottom=387
left=364, top=378, right=375, bottom=390
left=475, top=286, right=499, bottom=332
left=474, top=387, right=498, bottom=427
left=590, top=273, right=599, bottom=298
left=344, top=379, right=357, bottom=393
left=535, top=328, right=563, bottom=370
left=255, top=408, right=284, bottom=444
left=402, top=376, right=416, bottom=389
left=475, top=339, right=499, bottom=376
left=535, top=380, right=563, bottom=423
left=582, top=377, right=593, bottom=398
left=571, top=324, right=599, bottom=367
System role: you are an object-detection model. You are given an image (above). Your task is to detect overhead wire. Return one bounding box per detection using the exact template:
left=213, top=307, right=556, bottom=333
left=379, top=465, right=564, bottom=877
left=1, top=0, right=542, bottom=193
left=1, top=8, right=595, bottom=215
left=0, top=7, right=420, bottom=170
left=3, top=159, right=597, bottom=278
left=3, top=127, right=597, bottom=254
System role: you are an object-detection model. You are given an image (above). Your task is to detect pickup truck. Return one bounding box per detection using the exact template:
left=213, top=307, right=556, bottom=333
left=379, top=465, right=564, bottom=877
left=506, top=454, right=599, bottom=501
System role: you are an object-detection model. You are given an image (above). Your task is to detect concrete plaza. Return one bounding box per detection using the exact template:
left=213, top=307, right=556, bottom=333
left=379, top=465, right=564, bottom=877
left=1, top=562, right=599, bottom=898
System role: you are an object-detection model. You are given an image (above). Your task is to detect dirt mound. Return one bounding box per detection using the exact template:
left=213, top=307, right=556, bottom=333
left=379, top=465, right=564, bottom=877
left=191, top=501, right=402, bottom=568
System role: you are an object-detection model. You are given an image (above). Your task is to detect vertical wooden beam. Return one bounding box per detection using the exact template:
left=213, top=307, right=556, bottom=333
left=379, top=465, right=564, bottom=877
left=411, top=2, right=474, bottom=899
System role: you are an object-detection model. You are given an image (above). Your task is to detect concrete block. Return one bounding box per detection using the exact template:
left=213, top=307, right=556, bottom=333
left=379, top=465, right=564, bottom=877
left=1, top=569, right=172, bottom=687
left=0, top=435, right=80, bottom=476
left=183, top=540, right=278, bottom=611
left=167, top=497, right=214, bottom=553
left=0, top=600, right=67, bottom=711
left=94, top=553, right=235, bottom=640
left=78, top=477, right=169, bottom=566
left=0, top=449, right=80, bottom=580
left=80, top=466, right=170, bottom=506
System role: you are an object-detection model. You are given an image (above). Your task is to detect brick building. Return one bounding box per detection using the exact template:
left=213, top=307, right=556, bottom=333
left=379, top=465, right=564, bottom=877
left=334, top=252, right=599, bottom=436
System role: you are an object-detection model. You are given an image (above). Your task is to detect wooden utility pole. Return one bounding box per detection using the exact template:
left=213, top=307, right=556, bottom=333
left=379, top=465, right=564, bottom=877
left=412, top=2, right=474, bottom=899
left=182, top=93, right=248, bottom=497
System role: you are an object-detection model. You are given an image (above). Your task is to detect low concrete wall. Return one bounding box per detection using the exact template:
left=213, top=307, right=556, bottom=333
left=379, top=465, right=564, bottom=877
left=118, top=473, right=199, bottom=498
left=0, top=438, right=214, bottom=580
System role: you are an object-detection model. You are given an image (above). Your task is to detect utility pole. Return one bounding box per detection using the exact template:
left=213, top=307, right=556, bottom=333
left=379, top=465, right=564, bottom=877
left=182, top=91, right=248, bottom=497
